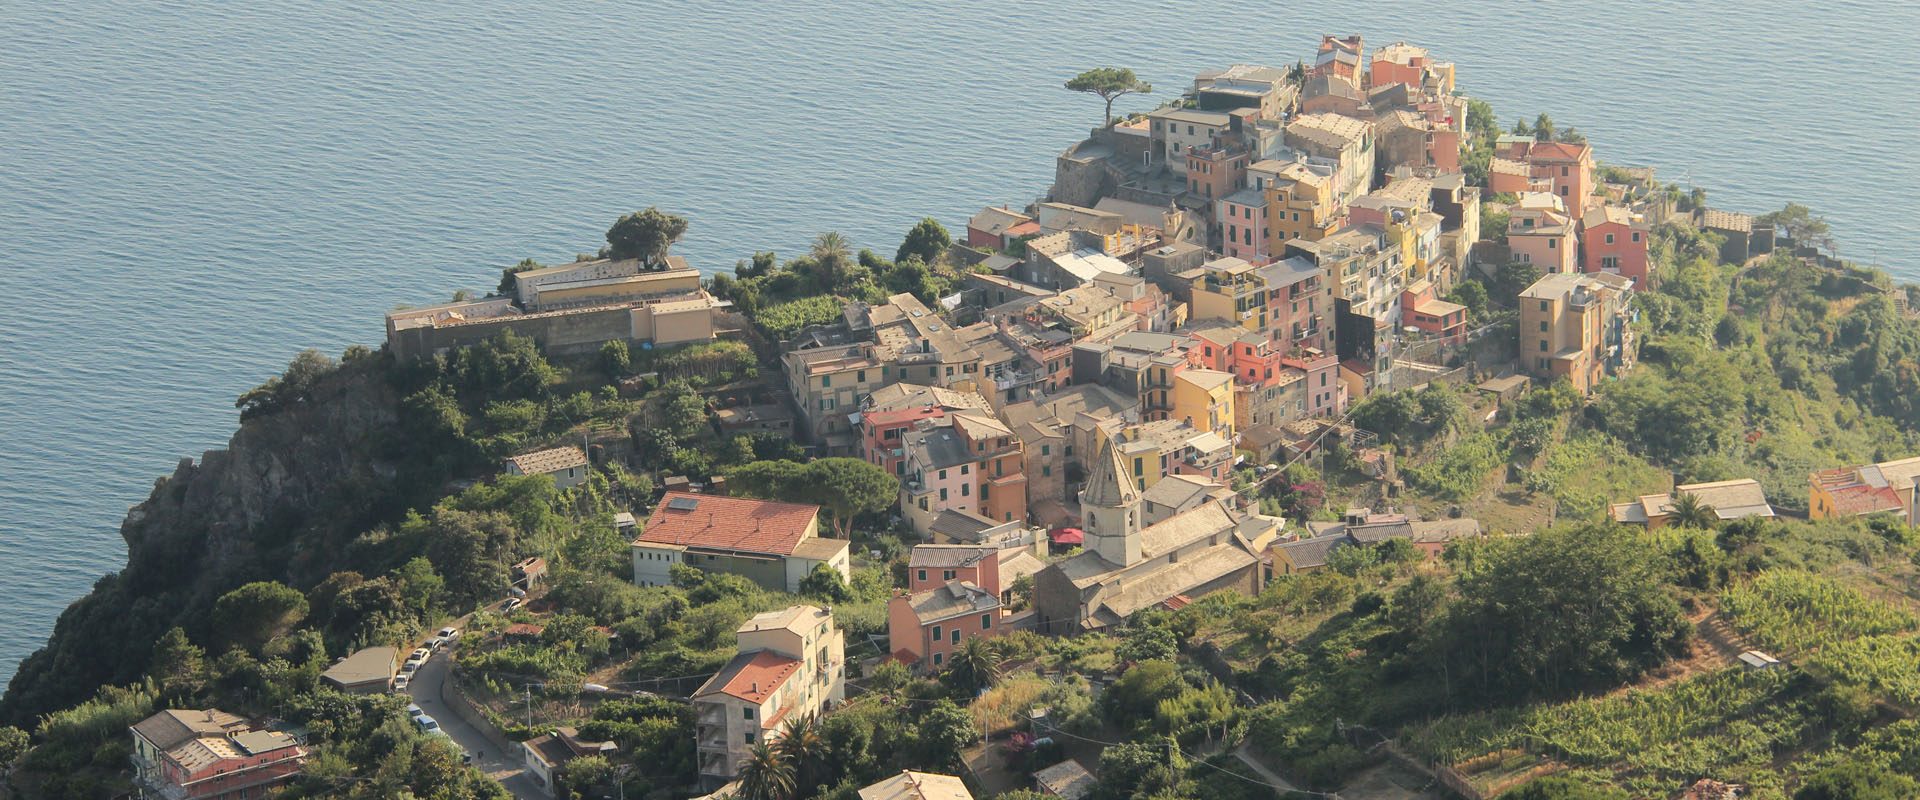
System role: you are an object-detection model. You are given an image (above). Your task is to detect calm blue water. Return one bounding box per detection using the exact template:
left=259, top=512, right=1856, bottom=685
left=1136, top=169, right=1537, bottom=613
left=3, top=1, right=1916, bottom=687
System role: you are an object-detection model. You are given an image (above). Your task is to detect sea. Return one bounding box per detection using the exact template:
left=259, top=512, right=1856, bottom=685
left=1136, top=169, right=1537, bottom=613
left=3, top=1, right=1918, bottom=688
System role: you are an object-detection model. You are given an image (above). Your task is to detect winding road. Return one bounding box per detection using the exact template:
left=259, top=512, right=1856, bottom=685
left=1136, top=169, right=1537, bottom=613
left=410, top=634, right=544, bottom=799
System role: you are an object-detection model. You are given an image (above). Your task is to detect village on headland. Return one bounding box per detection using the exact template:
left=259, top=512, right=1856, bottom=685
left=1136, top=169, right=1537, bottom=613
left=31, top=34, right=1920, bottom=800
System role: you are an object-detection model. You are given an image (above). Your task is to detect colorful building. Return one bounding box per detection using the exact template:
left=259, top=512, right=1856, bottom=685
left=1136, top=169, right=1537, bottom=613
left=131, top=709, right=307, bottom=800
left=901, top=413, right=1028, bottom=532
left=1171, top=369, right=1235, bottom=439
left=1508, top=193, right=1579, bottom=274
left=1517, top=271, right=1636, bottom=394
left=1580, top=205, right=1651, bottom=286
left=693, top=606, right=846, bottom=790
left=1400, top=279, right=1468, bottom=343
left=1809, top=457, right=1920, bottom=524
left=1497, top=139, right=1596, bottom=214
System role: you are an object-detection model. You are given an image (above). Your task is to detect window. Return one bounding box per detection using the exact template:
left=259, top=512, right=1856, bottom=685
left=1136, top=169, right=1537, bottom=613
left=932, top=625, right=942, bottom=641
left=1548, top=239, right=1557, bottom=249
left=939, top=488, right=948, bottom=501
left=1540, top=340, right=1549, bottom=352
left=744, top=708, right=755, bottom=720
left=745, top=732, right=755, bottom=744
left=1604, top=233, right=1615, bottom=245
left=1042, top=465, right=1052, bottom=477
left=943, top=569, right=956, bottom=581
left=982, top=613, right=994, bottom=630
left=960, top=484, right=970, bottom=497
left=1632, top=232, right=1642, bottom=242
left=980, top=483, right=990, bottom=500
left=1562, top=166, right=1570, bottom=176
left=938, top=469, right=947, bottom=480
left=1041, top=444, right=1050, bottom=456
left=1540, top=300, right=1550, bottom=312
left=1064, top=445, right=1073, bottom=457
left=933, top=652, right=943, bottom=666
left=952, top=629, right=962, bottom=644
left=917, top=569, right=927, bottom=582
left=1539, top=321, right=1548, bottom=332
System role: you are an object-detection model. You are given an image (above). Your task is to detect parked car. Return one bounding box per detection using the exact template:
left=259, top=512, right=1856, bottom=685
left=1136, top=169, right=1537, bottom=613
left=410, top=648, right=432, bottom=661
left=407, top=704, right=424, bottom=718
left=401, top=659, right=423, bottom=675
left=503, top=597, right=526, bottom=612
left=414, top=714, right=441, bottom=734
left=438, top=627, right=460, bottom=639
left=393, top=675, right=410, bottom=691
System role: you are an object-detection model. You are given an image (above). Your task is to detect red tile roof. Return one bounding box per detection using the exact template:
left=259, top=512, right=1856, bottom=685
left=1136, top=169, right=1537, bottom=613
left=504, top=623, right=545, bottom=638
left=1828, top=484, right=1903, bottom=516
left=708, top=649, right=802, bottom=704
left=1525, top=141, right=1590, bottom=163
left=637, top=492, right=820, bottom=555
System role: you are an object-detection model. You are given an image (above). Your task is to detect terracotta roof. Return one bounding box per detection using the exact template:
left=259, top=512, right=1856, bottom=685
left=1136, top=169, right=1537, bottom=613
left=506, top=446, right=589, bottom=476
left=697, top=649, right=802, bottom=704
left=637, top=492, right=821, bottom=556
left=1828, top=483, right=1903, bottom=516
left=1524, top=141, right=1590, bottom=163
left=504, top=623, right=546, bottom=637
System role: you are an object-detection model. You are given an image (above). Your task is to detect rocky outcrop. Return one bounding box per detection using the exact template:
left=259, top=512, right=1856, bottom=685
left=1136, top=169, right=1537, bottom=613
left=2, top=360, right=405, bottom=724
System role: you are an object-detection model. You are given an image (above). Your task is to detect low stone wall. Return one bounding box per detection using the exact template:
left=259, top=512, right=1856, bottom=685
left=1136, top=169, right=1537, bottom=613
left=441, top=667, right=516, bottom=756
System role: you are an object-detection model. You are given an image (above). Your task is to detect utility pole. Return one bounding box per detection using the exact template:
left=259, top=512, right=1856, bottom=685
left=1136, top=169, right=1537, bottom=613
left=526, top=685, right=533, bottom=733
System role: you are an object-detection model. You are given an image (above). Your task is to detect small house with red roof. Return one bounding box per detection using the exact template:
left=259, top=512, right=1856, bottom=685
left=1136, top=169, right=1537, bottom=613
left=631, top=492, right=850, bottom=592
left=692, top=606, right=846, bottom=790
left=1810, top=456, right=1920, bottom=525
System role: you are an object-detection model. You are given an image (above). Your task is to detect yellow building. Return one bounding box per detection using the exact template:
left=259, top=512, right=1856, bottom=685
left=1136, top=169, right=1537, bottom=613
left=1260, top=163, right=1339, bottom=246
left=1189, top=257, right=1265, bottom=332
left=1810, top=456, right=1920, bottom=524
left=1172, top=369, right=1236, bottom=439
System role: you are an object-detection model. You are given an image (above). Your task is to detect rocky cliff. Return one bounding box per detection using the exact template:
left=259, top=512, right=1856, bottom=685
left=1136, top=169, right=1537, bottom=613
left=1, top=357, right=411, bottom=724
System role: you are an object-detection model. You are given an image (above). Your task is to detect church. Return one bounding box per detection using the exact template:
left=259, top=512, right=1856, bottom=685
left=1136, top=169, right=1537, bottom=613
left=1031, top=437, right=1277, bottom=634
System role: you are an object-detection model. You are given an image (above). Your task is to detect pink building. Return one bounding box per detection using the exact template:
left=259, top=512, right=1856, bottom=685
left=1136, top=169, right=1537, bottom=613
left=1368, top=41, right=1430, bottom=89
left=908, top=543, right=1004, bottom=599
left=1401, top=279, right=1467, bottom=343
left=1218, top=188, right=1269, bottom=262
left=1508, top=195, right=1579, bottom=274
left=1579, top=206, right=1651, bottom=287
left=1284, top=350, right=1346, bottom=417
left=887, top=581, right=1002, bottom=669
left=1498, top=139, right=1595, bottom=213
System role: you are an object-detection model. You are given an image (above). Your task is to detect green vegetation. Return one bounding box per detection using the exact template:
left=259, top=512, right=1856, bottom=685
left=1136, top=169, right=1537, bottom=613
left=604, top=207, right=689, bottom=267
left=1065, top=67, right=1153, bottom=127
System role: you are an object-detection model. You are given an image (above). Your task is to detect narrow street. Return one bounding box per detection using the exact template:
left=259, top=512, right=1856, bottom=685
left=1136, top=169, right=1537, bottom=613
left=410, top=637, right=544, bottom=799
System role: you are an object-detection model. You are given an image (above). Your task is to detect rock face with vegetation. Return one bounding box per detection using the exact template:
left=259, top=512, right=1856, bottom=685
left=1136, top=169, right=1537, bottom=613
left=3, top=349, right=407, bottom=725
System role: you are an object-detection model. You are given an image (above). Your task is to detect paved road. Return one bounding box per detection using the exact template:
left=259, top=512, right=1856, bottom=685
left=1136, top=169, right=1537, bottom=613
left=411, top=638, right=544, bottom=799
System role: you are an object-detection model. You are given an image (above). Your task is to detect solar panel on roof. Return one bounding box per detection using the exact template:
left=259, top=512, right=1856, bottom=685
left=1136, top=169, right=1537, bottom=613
left=668, top=497, right=700, bottom=511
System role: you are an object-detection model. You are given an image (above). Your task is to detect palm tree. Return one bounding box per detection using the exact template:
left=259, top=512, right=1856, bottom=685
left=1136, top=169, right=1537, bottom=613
left=736, top=741, right=795, bottom=800
left=1669, top=492, right=1719, bottom=529
left=775, top=710, right=829, bottom=795
left=946, top=636, right=1005, bottom=697
left=809, top=231, right=853, bottom=290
